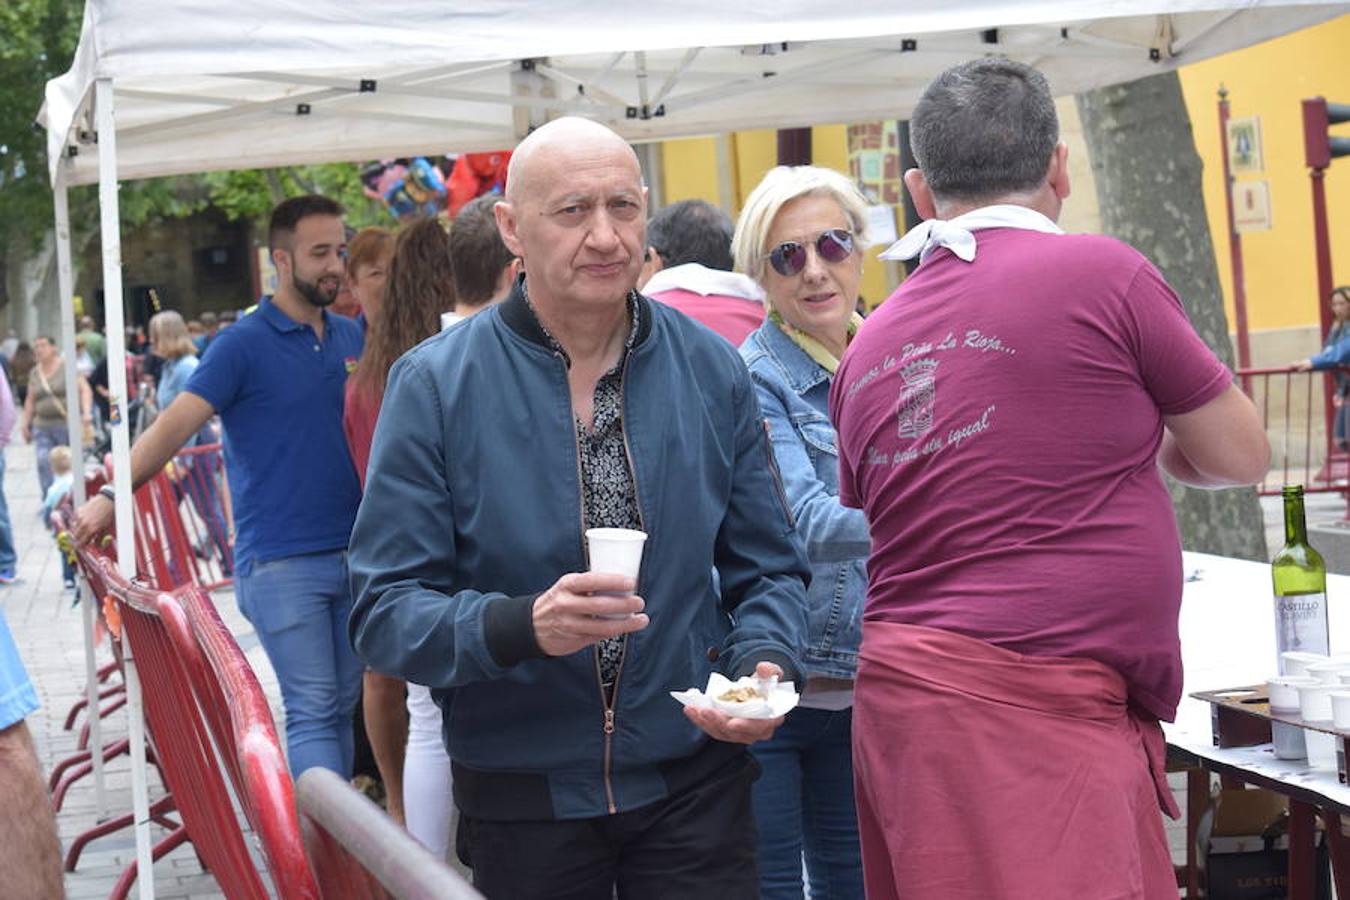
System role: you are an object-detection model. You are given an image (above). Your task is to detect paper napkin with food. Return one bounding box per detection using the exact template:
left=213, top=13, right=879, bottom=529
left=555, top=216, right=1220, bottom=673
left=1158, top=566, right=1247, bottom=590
left=671, top=672, right=799, bottom=720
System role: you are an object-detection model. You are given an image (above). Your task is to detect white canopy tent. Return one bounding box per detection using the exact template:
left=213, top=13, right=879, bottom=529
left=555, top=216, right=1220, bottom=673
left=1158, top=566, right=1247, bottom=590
left=43, top=1, right=1349, bottom=184
left=39, top=2, right=1348, bottom=896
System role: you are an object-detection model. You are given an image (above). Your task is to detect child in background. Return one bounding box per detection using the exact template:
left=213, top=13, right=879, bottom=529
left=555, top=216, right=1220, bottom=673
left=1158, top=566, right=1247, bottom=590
left=41, top=446, right=76, bottom=590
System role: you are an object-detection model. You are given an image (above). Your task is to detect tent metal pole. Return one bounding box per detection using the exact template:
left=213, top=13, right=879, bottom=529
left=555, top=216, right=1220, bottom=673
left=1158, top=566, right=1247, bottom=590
left=94, top=76, right=156, bottom=900
left=54, top=187, right=85, bottom=509
left=53, top=176, right=108, bottom=817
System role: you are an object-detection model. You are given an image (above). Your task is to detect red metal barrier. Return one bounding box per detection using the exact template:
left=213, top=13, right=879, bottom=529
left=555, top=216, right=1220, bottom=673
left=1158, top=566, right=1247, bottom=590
left=129, top=443, right=233, bottom=590
left=54, top=522, right=183, bottom=872
left=83, top=554, right=316, bottom=899
left=48, top=507, right=132, bottom=816
left=296, top=767, right=482, bottom=900
left=54, top=469, right=122, bottom=739
left=1238, top=365, right=1350, bottom=514
left=168, top=584, right=318, bottom=898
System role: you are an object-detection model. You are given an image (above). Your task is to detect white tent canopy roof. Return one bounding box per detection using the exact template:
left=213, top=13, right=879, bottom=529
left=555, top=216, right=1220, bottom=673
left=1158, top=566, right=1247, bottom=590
left=43, top=1, right=1348, bottom=186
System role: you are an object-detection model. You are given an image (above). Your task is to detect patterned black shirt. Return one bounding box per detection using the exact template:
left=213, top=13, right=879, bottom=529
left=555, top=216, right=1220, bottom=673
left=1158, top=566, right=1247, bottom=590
left=528, top=287, right=642, bottom=686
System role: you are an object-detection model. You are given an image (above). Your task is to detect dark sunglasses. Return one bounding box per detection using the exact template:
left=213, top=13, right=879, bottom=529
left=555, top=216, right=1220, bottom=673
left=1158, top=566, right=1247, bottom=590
left=767, top=228, right=854, bottom=277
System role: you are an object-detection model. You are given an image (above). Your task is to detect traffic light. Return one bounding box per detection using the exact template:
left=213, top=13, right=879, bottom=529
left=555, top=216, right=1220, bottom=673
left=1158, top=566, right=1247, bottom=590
left=1303, top=97, right=1350, bottom=169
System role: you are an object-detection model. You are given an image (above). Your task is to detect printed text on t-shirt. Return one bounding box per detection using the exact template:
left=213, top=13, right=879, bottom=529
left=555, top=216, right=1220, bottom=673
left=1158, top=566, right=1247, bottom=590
left=844, top=326, right=1016, bottom=467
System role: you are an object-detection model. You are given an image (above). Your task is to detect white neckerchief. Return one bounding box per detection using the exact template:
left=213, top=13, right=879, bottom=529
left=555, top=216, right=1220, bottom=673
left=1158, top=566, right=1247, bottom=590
left=642, top=263, right=765, bottom=302
left=879, top=204, right=1064, bottom=265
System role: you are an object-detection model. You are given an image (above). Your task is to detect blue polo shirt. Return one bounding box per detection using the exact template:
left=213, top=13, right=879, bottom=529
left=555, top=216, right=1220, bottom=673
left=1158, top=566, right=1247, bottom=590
left=187, top=298, right=364, bottom=569
left=0, top=609, right=38, bottom=730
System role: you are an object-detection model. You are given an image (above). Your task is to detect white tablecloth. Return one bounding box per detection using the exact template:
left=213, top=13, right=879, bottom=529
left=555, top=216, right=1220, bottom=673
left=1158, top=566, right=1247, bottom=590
left=1168, top=551, right=1350, bottom=810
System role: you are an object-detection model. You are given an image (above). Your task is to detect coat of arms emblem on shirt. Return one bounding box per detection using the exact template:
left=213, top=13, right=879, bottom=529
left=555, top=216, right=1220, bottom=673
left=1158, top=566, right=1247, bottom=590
left=896, top=358, right=938, bottom=440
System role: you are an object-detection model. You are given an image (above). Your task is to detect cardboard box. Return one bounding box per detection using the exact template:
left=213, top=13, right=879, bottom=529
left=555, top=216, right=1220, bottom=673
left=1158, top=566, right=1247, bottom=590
left=1203, top=788, right=1330, bottom=900
left=1206, top=835, right=1329, bottom=900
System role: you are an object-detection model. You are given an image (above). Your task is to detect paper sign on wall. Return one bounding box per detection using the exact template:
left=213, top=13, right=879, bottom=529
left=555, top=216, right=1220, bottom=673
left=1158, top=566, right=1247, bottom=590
left=1233, top=180, right=1272, bottom=233
left=865, top=204, right=898, bottom=246
left=1227, top=116, right=1264, bottom=174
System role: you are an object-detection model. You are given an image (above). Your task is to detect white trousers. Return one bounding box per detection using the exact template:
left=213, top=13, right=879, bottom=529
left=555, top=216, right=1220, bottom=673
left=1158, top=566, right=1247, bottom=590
left=403, top=682, right=454, bottom=860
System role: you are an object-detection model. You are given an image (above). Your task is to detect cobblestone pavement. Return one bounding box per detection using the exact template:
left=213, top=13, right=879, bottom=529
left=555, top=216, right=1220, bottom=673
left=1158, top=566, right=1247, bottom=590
left=1, top=443, right=281, bottom=899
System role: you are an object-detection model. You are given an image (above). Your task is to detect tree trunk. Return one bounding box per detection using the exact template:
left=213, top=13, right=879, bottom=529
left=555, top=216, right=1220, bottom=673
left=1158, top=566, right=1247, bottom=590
left=2, top=231, right=57, bottom=341
left=1077, top=71, right=1267, bottom=562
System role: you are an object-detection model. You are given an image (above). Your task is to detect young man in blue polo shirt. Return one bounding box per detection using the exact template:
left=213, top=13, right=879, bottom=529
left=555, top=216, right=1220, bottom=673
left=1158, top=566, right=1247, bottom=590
left=73, top=195, right=366, bottom=778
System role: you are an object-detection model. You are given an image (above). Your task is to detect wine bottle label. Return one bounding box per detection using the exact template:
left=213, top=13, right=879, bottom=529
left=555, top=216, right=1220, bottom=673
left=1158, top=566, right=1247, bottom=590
left=1273, top=591, right=1330, bottom=666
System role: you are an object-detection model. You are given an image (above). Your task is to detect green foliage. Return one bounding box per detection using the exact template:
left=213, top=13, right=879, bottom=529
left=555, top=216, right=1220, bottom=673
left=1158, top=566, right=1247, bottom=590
left=0, top=0, right=81, bottom=252
left=0, top=0, right=387, bottom=262
left=203, top=164, right=386, bottom=229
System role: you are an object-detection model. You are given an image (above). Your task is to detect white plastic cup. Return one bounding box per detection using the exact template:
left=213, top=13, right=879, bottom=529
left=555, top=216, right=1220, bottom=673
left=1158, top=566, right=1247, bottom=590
left=1297, top=682, right=1338, bottom=721
left=586, top=528, right=647, bottom=618
left=1331, top=691, right=1350, bottom=730
left=1297, top=682, right=1340, bottom=769
left=1282, top=651, right=1328, bottom=677
left=1306, top=731, right=1339, bottom=769
left=1305, top=661, right=1350, bottom=684
left=1269, top=676, right=1319, bottom=710
left=1269, top=676, right=1317, bottom=760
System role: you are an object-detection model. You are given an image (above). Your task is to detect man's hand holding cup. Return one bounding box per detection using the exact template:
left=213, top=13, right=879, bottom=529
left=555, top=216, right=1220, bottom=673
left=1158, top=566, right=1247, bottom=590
left=534, top=527, right=651, bottom=657
left=532, top=572, right=648, bottom=657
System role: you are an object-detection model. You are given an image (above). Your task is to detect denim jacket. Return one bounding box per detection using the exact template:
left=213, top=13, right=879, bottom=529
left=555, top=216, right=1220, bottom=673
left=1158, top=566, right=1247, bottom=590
left=740, top=320, right=868, bottom=679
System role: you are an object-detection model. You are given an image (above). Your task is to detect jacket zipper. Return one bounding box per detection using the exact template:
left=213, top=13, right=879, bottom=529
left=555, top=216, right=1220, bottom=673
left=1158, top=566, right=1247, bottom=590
left=569, top=348, right=644, bottom=816
left=594, top=350, right=646, bottom=815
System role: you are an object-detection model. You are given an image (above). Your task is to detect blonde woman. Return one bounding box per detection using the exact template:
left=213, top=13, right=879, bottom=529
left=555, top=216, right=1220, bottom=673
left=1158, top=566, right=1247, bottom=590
left=734, top=165, right=870, bottom=900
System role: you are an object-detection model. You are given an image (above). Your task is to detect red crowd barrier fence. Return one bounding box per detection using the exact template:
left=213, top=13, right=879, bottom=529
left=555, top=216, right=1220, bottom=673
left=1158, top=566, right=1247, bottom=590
left=169, top=583, right=317, bottom=898
left=1236, top=365, right=1350, bottom=515
left=69, top=548, right=317, bottom=899
left=131, top=442, right=233, bottom=591
left=297, top=767, right=482, bottom=900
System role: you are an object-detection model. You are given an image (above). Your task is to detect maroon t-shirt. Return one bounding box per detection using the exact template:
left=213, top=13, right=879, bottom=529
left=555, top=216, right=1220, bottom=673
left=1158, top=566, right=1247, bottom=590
left=648, top=287, right=765, bottom=347
left=831, top=228, right=1232, bottom=721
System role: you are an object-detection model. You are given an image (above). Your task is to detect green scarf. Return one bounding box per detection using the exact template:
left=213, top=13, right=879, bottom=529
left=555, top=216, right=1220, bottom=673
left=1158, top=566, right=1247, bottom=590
left=769, top=309, right=863, bottom=374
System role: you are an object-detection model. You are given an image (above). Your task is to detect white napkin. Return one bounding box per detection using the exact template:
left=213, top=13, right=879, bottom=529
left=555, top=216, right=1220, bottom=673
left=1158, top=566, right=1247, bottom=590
left=671, top=672, right=800, bottom=720
left=879, top=204, right=1064, bottom=265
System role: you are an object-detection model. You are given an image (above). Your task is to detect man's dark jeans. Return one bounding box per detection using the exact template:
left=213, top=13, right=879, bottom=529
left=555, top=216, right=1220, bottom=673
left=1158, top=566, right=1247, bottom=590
left=458, top=749, right=760, bottom=900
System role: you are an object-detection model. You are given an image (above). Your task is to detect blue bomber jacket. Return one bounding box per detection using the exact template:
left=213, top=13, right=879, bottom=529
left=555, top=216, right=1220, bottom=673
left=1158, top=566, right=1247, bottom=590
left=348, top=281, right=810, bottom=821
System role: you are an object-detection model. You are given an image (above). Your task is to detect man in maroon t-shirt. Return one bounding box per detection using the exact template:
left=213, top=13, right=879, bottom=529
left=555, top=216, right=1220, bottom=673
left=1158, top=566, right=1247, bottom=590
left=832, top=58, right=1270, bottom=900
left=640, top=199, right=765, bottom=346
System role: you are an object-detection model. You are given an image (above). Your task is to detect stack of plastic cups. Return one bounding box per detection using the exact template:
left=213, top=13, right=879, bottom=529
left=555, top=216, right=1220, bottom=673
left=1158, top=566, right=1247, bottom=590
left=1296, top=681, right=1341, bottom=769
left=1268, top=676, right=1317, bottom=759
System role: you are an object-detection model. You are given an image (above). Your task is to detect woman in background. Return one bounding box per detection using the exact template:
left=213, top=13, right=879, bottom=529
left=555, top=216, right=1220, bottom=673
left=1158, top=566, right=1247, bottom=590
left=346, top=227, right=396, bottom=331
left=1297, top=285, right=1350, bottom=450
left=344, top=218, right=455, bottom=843
left=21, top=336, right=92, bottom=497
left=148, top=310, right=231, bottom=574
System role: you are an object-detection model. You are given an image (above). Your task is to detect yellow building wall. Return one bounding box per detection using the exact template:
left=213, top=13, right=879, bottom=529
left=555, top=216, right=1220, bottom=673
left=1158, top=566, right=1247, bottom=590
left=660, top=137, right=720, bottom=205
left=660, top=127, right=892, bottom=308
left=1177, top=18, right=1350, bottom=333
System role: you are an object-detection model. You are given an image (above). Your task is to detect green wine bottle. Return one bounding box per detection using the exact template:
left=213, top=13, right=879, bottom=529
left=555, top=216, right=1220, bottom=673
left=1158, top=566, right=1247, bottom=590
left=1271, top=485, right=1329, bottom=673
